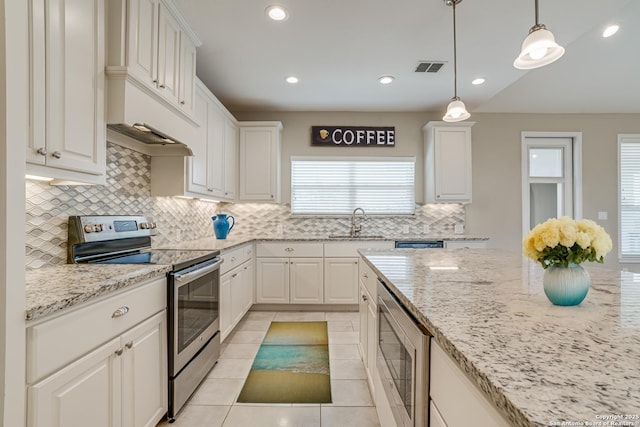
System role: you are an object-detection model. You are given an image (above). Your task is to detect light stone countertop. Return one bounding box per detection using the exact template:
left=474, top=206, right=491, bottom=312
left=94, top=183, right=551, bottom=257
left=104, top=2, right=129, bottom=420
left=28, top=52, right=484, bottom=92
left=358, top=247, right=640, bottom=427
left=25, top=264, right=171, bottom=322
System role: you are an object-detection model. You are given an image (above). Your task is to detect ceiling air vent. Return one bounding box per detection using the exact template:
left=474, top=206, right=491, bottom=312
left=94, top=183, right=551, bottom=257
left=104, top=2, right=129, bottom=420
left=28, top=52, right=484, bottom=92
left=415, top=62, right=445, bottom=73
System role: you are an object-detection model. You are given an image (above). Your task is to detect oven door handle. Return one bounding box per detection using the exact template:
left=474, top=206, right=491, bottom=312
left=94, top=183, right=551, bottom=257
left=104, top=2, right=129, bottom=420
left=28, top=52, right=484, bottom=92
left=174, top=259, right=223, bottom=285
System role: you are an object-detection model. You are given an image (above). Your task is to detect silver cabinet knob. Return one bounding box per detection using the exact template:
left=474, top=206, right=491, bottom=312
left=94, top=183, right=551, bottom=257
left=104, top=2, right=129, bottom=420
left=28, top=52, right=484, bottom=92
left=36, top=147, right=47, bottom=156
left=125, top=341, right=133, bottom=349
left=112, top=306, right=130, bottom=318
left=362, top=294, right=368, bottom=301
left=270, top=195, right=274, bottom=198
left=180, top=100, right=185, bottom=105
left=115, top=348, right=124, bottom=356
left=363, top=273, right=368, bottom=278
left=159, top=84, right=166, bottom=89
left=231, top=273, right=237, bottom=278
left=51, top=151, right=62, bottom=159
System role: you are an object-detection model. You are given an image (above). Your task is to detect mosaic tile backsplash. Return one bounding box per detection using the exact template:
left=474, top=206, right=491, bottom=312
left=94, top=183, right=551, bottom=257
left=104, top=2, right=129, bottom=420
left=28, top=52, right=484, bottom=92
left=25, top=143, right=465, bottom=268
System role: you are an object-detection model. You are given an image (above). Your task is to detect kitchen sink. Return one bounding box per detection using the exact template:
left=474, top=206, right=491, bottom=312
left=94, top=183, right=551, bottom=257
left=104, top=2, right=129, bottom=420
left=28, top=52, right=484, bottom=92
left=328, top=234, right=386, bottom=239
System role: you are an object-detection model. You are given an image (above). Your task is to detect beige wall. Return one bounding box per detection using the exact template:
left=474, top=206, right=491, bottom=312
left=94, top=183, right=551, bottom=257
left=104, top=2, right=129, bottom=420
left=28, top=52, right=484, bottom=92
left=236, top=111, right=640, bottom=272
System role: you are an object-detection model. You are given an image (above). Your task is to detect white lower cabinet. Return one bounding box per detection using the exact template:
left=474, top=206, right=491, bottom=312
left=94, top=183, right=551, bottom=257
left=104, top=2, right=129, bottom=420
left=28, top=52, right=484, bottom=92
left=26, top=277, right=167, bottom=427
left=221, top=258, right=254, bottom=341
left=430, top=339, right=511, bottom=427
left=324, top=258, right=359, bottom=304
left=444, top=240, right=487, bottom=249
left=358, top=258, right=378, bottom=397
left=255, top=257, right=323, bottom=304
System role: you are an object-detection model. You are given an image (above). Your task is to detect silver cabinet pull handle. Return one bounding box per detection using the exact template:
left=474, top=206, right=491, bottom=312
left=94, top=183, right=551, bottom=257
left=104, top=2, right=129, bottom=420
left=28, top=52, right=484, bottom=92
left=363, top=273, right=368, bottom=278
left=51, top=151, right=62, bottom=159
left=159, top=84, right=166, bottom=89
left=36, top=147, right=47, bottom=156
left=115, top=348, right=124, bottom=356
left=112, top=306, right=130, bottom=318
left=125, top=341, right=133, bottom=349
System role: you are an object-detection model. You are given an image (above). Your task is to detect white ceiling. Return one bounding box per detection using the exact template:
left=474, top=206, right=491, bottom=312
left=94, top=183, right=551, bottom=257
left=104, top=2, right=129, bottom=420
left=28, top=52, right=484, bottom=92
left=173, top=0, right=640, bottom=114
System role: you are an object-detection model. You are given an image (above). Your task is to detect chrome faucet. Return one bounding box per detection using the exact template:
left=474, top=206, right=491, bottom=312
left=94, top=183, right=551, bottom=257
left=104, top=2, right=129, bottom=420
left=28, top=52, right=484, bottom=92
left=350, top=207, right=368, bottom=237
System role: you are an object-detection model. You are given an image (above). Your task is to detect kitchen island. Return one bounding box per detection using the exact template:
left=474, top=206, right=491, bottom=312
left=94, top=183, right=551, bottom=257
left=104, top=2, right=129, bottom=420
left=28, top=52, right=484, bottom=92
left=358, top=248, right=640, bottom=427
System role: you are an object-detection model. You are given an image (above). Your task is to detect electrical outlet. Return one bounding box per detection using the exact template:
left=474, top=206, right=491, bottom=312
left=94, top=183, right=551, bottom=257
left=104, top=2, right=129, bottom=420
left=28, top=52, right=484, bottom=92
left=276, top=223, right=284, bottom=234
left=454, top=224, right=464, bottom=234
left=402, top=225, right=410, bottom=234
left=175, top=229, right=181, bottom=241
left=598, top=211, right=608, bottom=220
left=423, top=224, right=430, bottom=234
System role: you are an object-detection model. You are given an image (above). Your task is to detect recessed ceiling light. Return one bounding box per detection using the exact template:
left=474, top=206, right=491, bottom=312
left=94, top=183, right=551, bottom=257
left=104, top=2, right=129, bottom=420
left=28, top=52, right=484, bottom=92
left=285, top=76, right=299, bottom=84
left=602, top=24, right=619, bottom=38
left=378, top=76, right=394, bottom=85
left=471, top=78, right=486, bottom=85
left=265, top=5, right=288, bottom=21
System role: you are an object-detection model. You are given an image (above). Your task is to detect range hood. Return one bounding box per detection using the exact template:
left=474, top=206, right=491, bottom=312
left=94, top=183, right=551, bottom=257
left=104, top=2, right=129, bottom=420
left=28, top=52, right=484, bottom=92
left=107, top=123, right=193, bottom=156
left=106, top=69, right=196, bottom=157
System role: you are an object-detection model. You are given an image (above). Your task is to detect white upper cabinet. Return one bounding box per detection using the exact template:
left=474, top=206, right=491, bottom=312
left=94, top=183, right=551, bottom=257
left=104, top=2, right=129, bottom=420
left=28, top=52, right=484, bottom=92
left=27, top=0, right=106, bottom=184
left=239, top=122, right=283, bottom=202
left=224, top=118, right=238, bottom=199
left=107, top=0, right=200, bottom=120
left=424, top=121, right=475, bottom=204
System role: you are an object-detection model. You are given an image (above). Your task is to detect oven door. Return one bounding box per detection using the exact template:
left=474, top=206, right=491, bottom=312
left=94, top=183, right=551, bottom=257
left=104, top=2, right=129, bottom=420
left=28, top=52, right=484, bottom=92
left=169, top=258, right=222, bottom=375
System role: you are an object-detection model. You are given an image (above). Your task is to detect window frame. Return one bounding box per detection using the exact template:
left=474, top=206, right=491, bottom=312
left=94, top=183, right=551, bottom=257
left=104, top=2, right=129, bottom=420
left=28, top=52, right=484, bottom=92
left=618, top=134, right=640, bottom=263
left=289, top=156, right=416, bottom=217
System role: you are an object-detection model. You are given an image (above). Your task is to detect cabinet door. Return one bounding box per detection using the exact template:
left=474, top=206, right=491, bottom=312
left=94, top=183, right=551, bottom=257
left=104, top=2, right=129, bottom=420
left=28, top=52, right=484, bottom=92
left=36, top=0, right=106, bottom=175
left=433, top=126, right=472, bottom=202
left=207, top=101, right=226, bottom=197
left=178, top=35, right=196, bottom=116
left=289, top=258, right=324, bottom=304
left=27, top=337, right=121, bottom=427
left=256, top=258, right=289, bottom=303
left=366, top=296, right=377, bottom=391
left=187, top=85, right=211, bottom=196
left=230, top=268, right=245, bottom=326
left=242, top=262, right=254, bottom=314
left=156, top=3, right=181, bottom=105
left=358, top=284, right=368, bottom=365
left=223, top=118, right=238, bottom=200
left=121, top=311, right=167, bottom=427
left=126, top=0, right=159, bottom=88
left=324, top=258, right=359, bottom=304
left=220, top=272, right=232, bottom=340
left=239, top=126, right=280, bottom=202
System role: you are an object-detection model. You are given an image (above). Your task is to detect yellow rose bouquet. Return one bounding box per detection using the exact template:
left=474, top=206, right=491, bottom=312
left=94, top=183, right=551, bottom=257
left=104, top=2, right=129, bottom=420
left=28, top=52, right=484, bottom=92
left=523, top=217, right=612, bottom=269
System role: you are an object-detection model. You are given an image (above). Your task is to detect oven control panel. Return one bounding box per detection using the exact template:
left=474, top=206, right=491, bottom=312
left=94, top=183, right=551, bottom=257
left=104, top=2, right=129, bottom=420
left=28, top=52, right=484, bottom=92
left=68, top=215, right=157, bottom=243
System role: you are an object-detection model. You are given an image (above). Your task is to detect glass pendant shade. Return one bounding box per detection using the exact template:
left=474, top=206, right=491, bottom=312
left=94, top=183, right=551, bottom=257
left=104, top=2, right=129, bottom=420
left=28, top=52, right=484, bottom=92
left=443, top=98, right=470, bottom=122
left=514, top=26, right=565, bottom=70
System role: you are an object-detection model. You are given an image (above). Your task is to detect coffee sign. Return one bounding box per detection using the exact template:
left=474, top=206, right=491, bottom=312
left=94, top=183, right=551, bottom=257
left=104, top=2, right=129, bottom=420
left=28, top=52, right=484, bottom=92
left=311, top=126, right=395, bottom=147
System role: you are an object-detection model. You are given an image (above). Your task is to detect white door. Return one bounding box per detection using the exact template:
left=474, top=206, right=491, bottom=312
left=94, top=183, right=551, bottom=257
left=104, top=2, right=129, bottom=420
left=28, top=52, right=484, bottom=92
left=121, top=311, right=167, bottom=427
left=178, top=35, right=196, bottom=116
left=239, top=127, right=278, bottom=201
left=187, top=86, right=210, bottom=196
left=522, top=134, right=582, bottom=234
left=324, top=258, right=359, bottom=304
left=230, top=269, right=245, bottom=325
left=126, top=0, right=159, bottom=88
left=207, top=101, right=226, bottom=196
left=289, top=258, right=324, bottom=304
left=224, top=118, right=238, bottom=199
left=358, top=284, right=368, bottom=365
left=156, top=3, right=181, bottom=104
left=256, top=258, right=289, bottom=303
left=219, top=272, right=232, bottom=340
left=27, top=337, right=121, bottom=427
left=241, top=262, right=254, bottom=314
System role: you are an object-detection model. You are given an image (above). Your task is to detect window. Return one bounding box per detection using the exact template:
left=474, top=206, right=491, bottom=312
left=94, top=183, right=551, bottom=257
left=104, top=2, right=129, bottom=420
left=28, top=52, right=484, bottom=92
left=291, top=157, right=415, bottom=215
left=619, top=135, right=640, bottom=262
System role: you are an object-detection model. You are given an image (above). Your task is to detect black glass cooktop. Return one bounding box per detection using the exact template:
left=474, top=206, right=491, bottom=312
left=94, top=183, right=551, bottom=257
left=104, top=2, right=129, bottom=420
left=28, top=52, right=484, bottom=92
left=90, top=249, right=219, bottom=271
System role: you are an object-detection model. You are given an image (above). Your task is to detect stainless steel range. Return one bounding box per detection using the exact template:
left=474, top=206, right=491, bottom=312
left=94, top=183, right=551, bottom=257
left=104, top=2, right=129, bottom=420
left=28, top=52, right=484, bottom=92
left=67, top=215, right=222, bottom=421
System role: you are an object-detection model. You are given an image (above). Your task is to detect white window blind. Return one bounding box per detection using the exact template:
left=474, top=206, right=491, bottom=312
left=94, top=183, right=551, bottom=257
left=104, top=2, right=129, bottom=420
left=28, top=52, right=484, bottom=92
left=291, top=157, right=415, bottom=215
left=619, top=137, right=640, bottom=261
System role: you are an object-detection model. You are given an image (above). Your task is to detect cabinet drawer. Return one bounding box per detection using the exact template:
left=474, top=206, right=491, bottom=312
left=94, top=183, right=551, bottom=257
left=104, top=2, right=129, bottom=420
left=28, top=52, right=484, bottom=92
left=256, top=242, right=323, bottom=257
left=221, top=243, right=252, bottom=275
left=430, top=340, right=510, bottom=427
left=324, top=241, right=394, bottom=257
left=27, top=276, right=166, bottom=384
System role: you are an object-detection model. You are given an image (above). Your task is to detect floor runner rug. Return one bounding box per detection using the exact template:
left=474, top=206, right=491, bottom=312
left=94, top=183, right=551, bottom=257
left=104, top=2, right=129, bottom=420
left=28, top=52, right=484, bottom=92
left=237, top=321, right=332, bottom=403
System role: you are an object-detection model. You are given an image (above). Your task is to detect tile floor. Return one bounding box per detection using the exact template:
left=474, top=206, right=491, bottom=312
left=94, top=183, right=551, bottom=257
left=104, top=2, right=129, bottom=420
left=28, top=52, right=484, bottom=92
left=158, top=310, right=380, bottom=427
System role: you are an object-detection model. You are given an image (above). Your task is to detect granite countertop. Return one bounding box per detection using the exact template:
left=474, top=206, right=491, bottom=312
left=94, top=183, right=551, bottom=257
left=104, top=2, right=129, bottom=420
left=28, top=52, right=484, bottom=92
left=156, top=233, right=489, bottom=252
left=25, top=264, right=171, bottom=322
left=358, top=248, right=640, bottom=427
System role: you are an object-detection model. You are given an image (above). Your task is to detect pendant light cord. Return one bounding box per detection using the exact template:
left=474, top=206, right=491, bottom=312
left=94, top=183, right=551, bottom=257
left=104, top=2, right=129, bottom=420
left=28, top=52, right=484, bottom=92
left=452, top=0, right=458, bottom=99
left=534, top=0, right=539, bottom=25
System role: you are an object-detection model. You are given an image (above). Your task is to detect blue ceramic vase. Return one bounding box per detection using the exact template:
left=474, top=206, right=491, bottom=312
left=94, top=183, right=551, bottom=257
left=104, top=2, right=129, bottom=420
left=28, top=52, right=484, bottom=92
left=543, top=263, right=590, bottom=306
left=212, top=214, right=235, bottom=240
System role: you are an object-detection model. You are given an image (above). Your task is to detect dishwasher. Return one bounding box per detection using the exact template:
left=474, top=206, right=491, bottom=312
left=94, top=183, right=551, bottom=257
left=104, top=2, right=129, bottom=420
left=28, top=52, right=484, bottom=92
left=394, top=240, right=444, bottom=249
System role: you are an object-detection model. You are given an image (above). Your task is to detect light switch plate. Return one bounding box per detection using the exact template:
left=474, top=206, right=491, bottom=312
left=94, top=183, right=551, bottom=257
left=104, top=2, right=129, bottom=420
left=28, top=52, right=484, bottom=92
left=402, top=225, right=410, bottom=234
left=423, top=224, right=430, bottom=234
left=454, top=224, right=464, bottom=234
left=598, top=211, right=608, bottom=220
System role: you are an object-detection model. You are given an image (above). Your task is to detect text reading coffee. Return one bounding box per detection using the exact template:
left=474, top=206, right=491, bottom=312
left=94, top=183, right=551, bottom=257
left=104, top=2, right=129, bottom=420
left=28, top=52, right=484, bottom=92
left=311, top=126, right=395, bottom=146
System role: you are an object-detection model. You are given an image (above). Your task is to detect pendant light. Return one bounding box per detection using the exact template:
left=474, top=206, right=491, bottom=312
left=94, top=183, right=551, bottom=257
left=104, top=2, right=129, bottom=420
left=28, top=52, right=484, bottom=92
left=514, top=0, right=565, bottom=69
left=443, top=0, right=470, bottom=123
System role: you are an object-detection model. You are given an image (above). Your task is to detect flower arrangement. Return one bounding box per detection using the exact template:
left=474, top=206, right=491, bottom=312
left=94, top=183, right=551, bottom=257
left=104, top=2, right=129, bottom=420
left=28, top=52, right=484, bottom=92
left=523, top=216, right=612, bottom=269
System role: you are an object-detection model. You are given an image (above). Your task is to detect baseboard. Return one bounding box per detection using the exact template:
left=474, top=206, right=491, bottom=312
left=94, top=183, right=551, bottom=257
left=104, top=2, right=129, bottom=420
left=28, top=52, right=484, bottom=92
left=250, top=304, right=358, bottom=312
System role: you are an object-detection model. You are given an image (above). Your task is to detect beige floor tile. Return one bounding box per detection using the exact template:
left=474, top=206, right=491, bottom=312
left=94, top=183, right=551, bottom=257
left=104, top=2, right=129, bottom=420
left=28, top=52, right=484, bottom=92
left=158, top=404, right=230, bottom=427
left=327, top=320, right=355, bottom=332
left=222, top=405, right=320, bottom=427
left=329, top=344, right=361, bottom=360
left=207, top=358, right=253, bottom=379
left=234, top=319, right=271, bottom=332
left=228, top=330, right=267, bottom=344
left=220, top=343, right=260, bottom=359
left=320, top=406, right=380, bottom=426
left=328, top=331, right=359, bottom=344
left=244, top=311, right=276, bottom=321
left=273, top=311, right=326, bottom=321
left=329, top=358, right=367, bottom=380
left=325, top=312, right=359, bottom=321
left=188, top=378, right=245, bottom=405
left=328, top=380, right=374, bottom=406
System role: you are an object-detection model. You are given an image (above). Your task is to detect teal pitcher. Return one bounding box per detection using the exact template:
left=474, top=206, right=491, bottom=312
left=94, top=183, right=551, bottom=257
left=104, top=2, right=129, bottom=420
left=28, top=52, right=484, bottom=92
left=212, top=214, right=235, bottom=240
